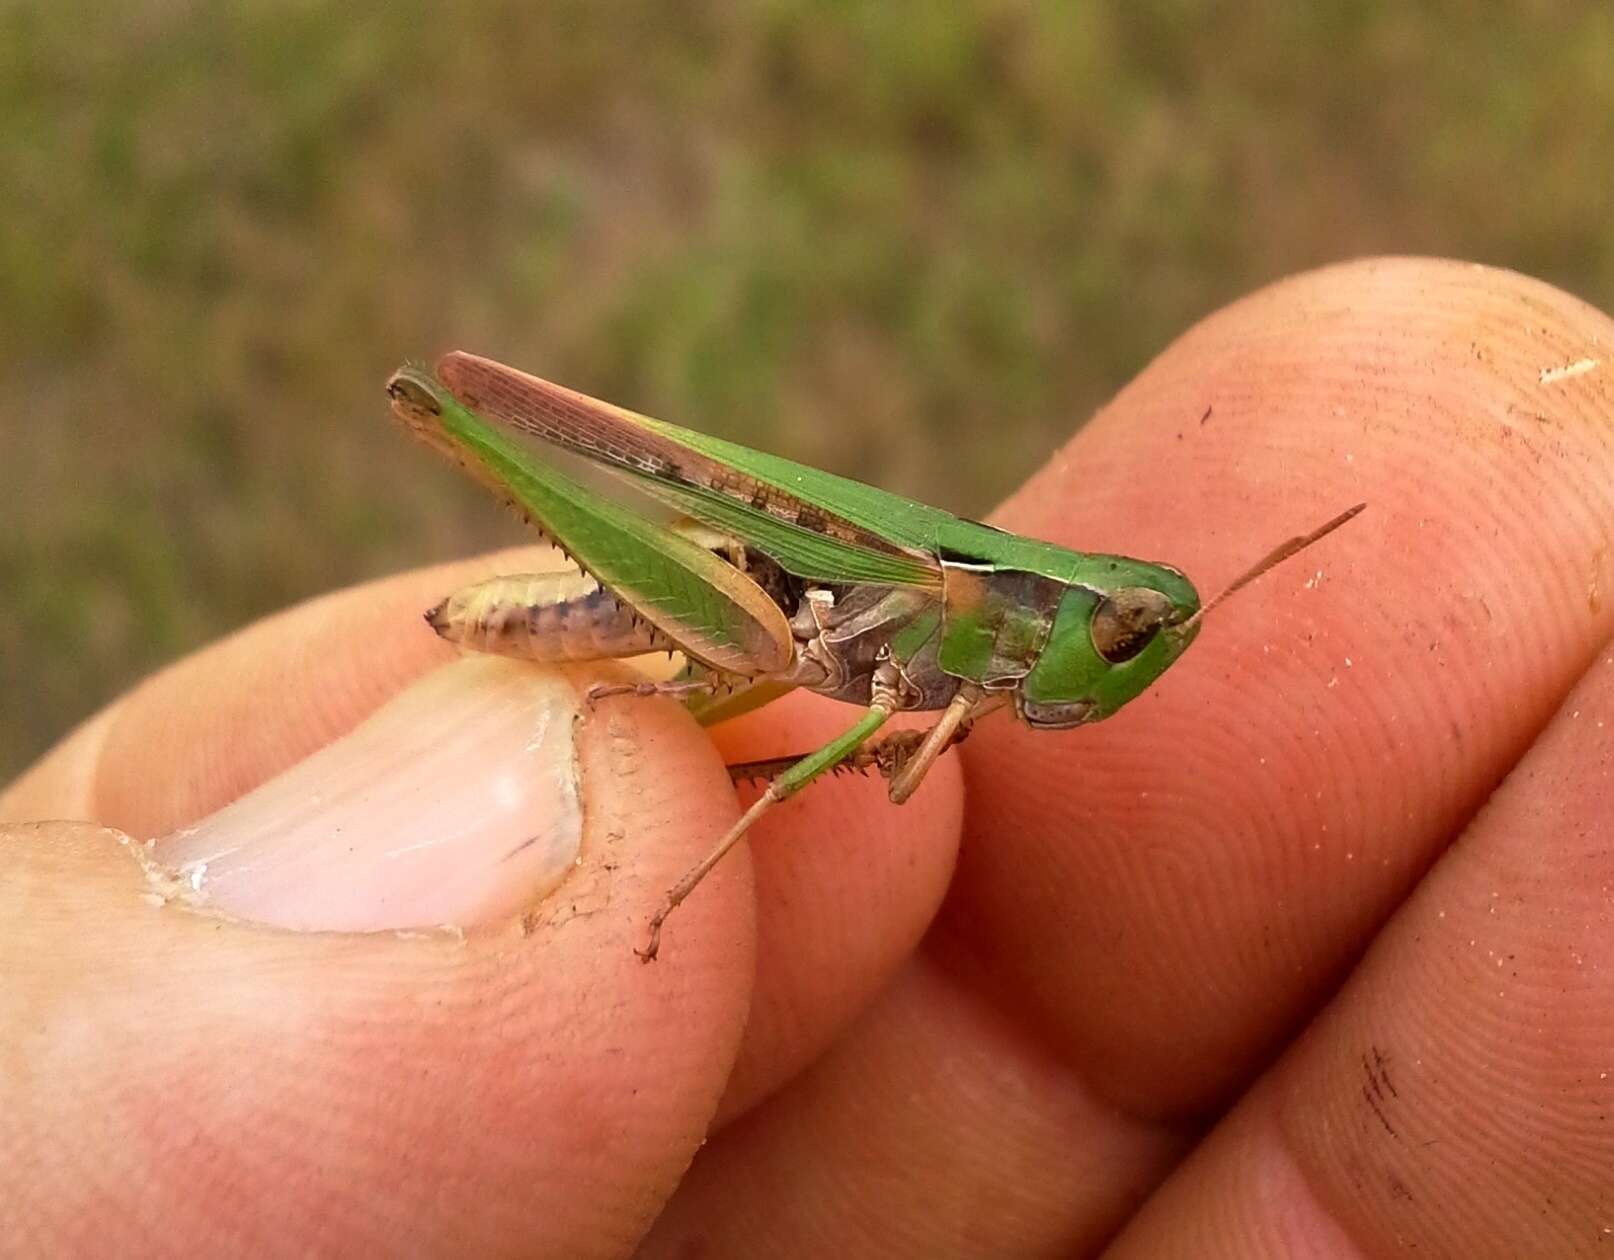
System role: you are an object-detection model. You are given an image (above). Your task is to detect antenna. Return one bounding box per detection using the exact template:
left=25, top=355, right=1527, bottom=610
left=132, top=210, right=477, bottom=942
left=1178, top=502, right=1365, bottom=634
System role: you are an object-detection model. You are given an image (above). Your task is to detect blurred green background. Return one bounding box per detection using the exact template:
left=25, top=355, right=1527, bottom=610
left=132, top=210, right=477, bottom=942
left=3, top=1, right=1612, bottom=779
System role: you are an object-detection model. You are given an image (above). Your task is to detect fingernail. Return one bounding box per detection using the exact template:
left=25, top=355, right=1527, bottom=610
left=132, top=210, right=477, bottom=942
left=152, top=657, right=583, bottom=932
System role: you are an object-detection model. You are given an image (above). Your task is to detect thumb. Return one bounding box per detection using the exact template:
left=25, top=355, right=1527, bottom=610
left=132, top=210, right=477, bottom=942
left=155, top=657, right=601, bottom=933
left=0, top=659, right=752, bottom=1257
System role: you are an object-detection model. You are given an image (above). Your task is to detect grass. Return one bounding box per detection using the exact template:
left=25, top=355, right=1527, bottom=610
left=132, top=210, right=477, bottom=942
left=3, top=0, right=1612, bottom=778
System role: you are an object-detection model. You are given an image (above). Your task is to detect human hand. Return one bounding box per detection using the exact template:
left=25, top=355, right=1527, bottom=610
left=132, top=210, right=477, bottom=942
left=6, top=258, right=1612, bottom=1257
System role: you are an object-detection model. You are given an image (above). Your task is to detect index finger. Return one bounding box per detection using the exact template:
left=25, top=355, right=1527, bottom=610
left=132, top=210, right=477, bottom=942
left=948, top=257, right=1614, bottom=1115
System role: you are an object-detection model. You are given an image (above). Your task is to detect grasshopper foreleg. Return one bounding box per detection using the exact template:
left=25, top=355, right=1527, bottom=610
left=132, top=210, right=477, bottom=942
left=886, top=684, right=990, bottom=803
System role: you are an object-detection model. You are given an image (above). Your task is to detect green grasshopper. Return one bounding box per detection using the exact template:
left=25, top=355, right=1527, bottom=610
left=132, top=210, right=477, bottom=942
left=388, top=353, right=1362, bottom=959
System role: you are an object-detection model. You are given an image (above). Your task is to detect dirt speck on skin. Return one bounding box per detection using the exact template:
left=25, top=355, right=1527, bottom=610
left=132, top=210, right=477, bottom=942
left=1361, top=1045, right=1401, bottom=1139
left=1538, top=357, right=1599, bottom=385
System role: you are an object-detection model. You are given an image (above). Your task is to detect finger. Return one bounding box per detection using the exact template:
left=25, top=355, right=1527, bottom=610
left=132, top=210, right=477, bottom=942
left=1107, top=644, right=1614, bottom=1256
left=4, top=543, right=961, bottom=1121
left=640, top=953, right=1187, bottom=1258
left=639, top=259, right=1614, bottom=1253
left=1, top=546, right=556, bottom=829
left=949, top=256, right=1614, bottom=1111
left=0, top=666, right=748, bottom=1257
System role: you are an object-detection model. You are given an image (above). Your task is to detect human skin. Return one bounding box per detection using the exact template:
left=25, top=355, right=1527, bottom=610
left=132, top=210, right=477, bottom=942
left=4, top=257, right=1613, bottom=1257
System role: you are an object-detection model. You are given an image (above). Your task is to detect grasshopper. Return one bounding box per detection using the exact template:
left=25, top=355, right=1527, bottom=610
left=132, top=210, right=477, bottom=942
left=388, top=353, right=1362, bottom=959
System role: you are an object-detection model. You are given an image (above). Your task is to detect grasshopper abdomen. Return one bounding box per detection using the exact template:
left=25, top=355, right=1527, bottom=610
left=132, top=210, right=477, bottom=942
left=427, top=571, right=674, bottom=662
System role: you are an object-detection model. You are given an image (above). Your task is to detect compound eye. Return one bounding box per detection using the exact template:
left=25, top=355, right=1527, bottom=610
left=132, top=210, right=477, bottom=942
left=1091, top=587, right=1174, bottom=664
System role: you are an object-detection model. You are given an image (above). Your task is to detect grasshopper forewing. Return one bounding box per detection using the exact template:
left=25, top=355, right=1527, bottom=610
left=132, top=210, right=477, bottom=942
left=388, top=354, right=1363, bottom=959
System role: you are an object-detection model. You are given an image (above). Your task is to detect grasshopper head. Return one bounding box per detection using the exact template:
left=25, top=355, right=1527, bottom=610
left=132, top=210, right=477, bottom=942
left=1016, top=563, right=1201, bottom=729
left=1013, top=503, right=1366, bottom=729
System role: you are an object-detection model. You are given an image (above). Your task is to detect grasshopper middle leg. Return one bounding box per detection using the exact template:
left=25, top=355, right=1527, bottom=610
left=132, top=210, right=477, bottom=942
left=638, top=701, right=895, bottom=962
